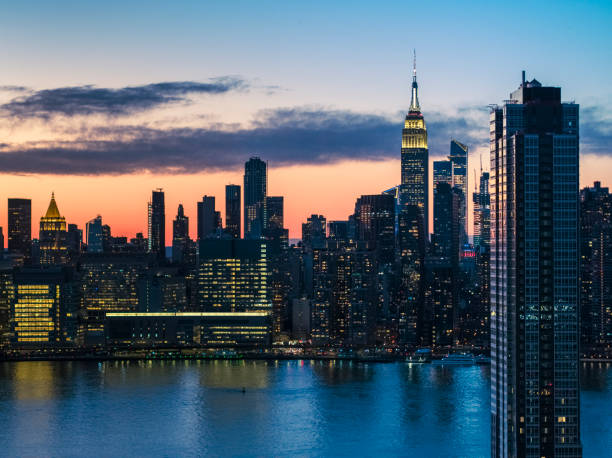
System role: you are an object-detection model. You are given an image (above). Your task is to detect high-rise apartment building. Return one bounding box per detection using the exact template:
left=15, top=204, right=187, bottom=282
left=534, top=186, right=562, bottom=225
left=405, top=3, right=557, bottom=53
left=244, top=157, right=267, bottom=238
left=147, top=189, right=165, bottom=260
left=449, top=140, right=468, bottom=244
left=490, top=74, right=581, bottom=457
left=580, top=181, right=612, bottom=349
left=7, top=198, right=31, bottom=261
left=225, top=184, right=241, bottom=238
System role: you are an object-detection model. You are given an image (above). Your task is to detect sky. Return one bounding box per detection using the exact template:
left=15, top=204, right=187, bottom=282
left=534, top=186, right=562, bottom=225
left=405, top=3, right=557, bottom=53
left=0, top=0, right=611, bottom=243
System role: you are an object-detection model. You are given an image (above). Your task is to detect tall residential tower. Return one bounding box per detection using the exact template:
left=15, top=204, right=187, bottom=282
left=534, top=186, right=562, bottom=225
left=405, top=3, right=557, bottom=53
left=490, top=74, right=581, bottom=457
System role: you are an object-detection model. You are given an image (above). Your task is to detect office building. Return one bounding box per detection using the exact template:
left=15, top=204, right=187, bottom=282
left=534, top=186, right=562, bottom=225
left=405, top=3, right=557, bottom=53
left=399, top=56, right=429, bottom=238
left=197, top=238, right=270, bottom=313
left=264, top=196, right=284, bottom=230
left=244, top=157, right=267, bottom=238
left=86, top=216, right=104, bottom=253
left=197, top=195, right=220, bottom=239
left=433, top=160, right=452, bottom=189
left=8, top=198, right=32, bottom=261
left=449, top=140, right=468, bottom=244
left=490, top=74, right=581, bottom=457
left=79, top=253, right=148, bottom=344
left=225, top=184, right=241, bottom=238
left=11, top=267, right=78, bottom=346
left=147, top=189, right=165, bottom=260
left=354, top=194, right=395, bottom=264
left=39, top=193, right=68, bottom=266
left=105, top=311, right=271, bottom=347
left=172, top=204, right=190, bottom=263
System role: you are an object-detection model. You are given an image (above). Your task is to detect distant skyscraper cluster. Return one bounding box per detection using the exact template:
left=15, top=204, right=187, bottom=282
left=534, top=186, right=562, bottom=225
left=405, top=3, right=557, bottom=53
left=0, top=65, right=609, bottom=457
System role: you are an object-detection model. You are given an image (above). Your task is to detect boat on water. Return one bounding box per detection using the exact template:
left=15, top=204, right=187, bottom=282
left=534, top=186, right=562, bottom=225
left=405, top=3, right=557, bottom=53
left=406, top=348, right=432, bottom=363
left=432, top=353, right=475, bottom=366
left=475, top=355, right=491, bottom=365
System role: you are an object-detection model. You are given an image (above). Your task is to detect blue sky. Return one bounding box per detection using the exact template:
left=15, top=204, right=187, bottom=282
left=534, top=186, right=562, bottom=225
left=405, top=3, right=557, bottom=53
left=1, top=0, right=610, bottom=112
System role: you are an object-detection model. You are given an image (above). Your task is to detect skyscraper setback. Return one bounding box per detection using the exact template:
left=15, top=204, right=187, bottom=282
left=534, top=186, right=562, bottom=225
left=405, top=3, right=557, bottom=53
left=490, top=74, right=581, bottom=457
left=399, top=55, right=428, bottom=238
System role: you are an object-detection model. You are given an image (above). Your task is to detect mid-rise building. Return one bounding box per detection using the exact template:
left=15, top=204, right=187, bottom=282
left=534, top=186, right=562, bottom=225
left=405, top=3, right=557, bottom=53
left=11, top=267, right=78, bottom=347
left=353, top=194, right=395, bottom=264
left=197, top=195, right=220, bottom=239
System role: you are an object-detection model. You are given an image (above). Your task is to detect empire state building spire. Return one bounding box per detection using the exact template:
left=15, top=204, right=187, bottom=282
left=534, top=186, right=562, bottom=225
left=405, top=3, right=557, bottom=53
left=409, top=49, right=420, bottom=113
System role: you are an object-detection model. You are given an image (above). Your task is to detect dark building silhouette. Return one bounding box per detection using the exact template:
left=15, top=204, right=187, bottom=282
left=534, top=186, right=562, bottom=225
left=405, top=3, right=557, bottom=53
left=580, top=181, right=612, bottom=349
left=66, top=223, right=82, bottom=260
left=172, top=204, right=190, bottom=263
left=197, top=195, right=220, bottom=240
left=7, top=198, right=31, bottom=261
left=264, top=196, right=284, bottom=230
left=225, top=184, right=241, bottom=238
left=302, top=215, right=326, bottom=250
left=354, top=194, right=395, bottom=264
left=328, top=221, right=349, bottom=242
left=0, top=227, right=3, bottom=259
left=147, top=189, right=165, bottom=260
left=490, top=74, right=581, bottom=457
left=244, top=157, right=267, bottom=238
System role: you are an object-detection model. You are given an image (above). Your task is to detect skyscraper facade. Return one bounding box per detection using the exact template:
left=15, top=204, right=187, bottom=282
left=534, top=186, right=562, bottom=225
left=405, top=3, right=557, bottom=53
left=197, top=195, right=219, bottom=240
left=399, top=58, right=428, bottom=238
left=7, top=198, right=31, bottom=261
left=244, top=157, right=267, bottom=238
left=39, top=193, right=68, bottom=266
left=449, top=140, right=468, bottom=245
left=580, top=182, right=612, bottom=349
left=353, top=194, right=395, bottom=264
left=147, top=189, right=165, bottom=260
left=172, top=204, right=190, bottom=263
left=225, top=184, right=241, bottom=238
left=86, top=216, right=104, bottom=253
left=490, top=74, right=581, bottom=457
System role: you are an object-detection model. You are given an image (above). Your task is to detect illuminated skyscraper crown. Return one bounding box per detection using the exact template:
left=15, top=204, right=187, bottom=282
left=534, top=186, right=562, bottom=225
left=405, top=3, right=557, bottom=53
left=409, top=50, right=420, bottom=113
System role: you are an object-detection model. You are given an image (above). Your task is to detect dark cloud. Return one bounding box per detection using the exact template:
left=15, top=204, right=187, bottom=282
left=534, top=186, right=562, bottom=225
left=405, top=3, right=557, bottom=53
left=0, top=107, right=485, bottom=175
left=580, top=106, right=612, bottom=156
left=0, top=77, right=247, bottom=118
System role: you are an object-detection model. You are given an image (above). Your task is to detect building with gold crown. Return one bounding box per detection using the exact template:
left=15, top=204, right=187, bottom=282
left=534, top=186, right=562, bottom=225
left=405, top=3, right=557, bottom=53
left=39, top=193, right=68, bottom=266
left=399, top=53, right=429, bottom=237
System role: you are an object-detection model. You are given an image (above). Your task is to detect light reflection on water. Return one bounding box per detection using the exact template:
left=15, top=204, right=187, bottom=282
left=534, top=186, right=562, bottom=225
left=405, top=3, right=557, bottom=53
left=0, top=360, right=609, bottom=457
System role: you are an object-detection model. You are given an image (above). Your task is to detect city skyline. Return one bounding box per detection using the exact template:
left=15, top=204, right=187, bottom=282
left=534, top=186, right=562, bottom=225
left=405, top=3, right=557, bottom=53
left=0, top=2, right=611, bottom=242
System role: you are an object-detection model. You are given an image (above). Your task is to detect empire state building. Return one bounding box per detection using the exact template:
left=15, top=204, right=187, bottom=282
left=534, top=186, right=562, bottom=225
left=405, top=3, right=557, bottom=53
left=399, top=55, right=429, bottom=238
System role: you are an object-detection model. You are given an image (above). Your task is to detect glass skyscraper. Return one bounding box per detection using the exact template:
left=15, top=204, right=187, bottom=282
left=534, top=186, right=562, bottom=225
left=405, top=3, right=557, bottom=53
left=490, top=74, right=581, bottom=457
left=7, top=198, right=31, bottom=262
left=244, top=157, right=267, bottom=239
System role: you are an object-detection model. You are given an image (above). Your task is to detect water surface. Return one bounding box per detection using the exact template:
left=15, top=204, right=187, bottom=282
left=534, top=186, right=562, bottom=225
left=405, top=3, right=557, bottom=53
left=0, top=360, right=609, bottom=457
